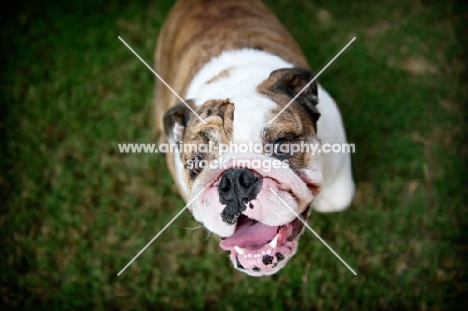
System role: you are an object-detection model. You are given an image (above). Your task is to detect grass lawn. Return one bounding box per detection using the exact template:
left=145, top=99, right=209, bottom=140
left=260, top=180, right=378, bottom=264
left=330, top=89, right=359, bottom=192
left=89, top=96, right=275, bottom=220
left=1, top=0, right=467, bottom=309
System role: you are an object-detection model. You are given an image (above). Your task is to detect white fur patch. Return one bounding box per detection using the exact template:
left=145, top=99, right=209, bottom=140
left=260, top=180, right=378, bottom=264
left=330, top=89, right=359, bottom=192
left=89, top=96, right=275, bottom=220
left=181, top=48, right=355, bottom=213
left=186, top=49, right=294, bottom=146
left=186, top=49, right=292, bottom=104
left=313, top=86, right=355, bottom=211
left=174, top=150, right=190, bottom=199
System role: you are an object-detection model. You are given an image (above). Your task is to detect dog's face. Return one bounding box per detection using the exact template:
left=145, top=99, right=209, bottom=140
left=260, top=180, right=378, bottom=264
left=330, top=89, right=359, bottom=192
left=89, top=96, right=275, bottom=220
left=163, top=68, right=323, bottom=276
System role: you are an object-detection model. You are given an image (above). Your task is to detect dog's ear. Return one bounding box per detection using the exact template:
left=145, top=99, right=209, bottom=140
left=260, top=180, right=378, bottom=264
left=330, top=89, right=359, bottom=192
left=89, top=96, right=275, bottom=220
left=163, top=100, right=196, bottom=143
left=267, top=68, right=320, bottom=125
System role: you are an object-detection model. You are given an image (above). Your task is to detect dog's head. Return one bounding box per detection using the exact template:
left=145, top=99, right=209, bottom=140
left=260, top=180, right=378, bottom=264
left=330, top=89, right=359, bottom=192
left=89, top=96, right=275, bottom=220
left=163, top=67, right=323, bottom=276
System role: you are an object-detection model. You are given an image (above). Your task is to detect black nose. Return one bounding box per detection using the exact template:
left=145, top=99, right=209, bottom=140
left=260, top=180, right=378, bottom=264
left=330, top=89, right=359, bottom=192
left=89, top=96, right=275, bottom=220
left=218, top=169, right=262, bottom=225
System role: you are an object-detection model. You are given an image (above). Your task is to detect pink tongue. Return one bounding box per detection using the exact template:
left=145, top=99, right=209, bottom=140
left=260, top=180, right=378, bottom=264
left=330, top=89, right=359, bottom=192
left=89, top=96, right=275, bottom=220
left=219, top=216, right=278, bottom=250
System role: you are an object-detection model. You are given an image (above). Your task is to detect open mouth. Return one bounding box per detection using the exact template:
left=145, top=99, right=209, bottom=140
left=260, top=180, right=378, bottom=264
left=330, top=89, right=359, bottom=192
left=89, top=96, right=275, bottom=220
left=219, top=206, right=310, bottom=275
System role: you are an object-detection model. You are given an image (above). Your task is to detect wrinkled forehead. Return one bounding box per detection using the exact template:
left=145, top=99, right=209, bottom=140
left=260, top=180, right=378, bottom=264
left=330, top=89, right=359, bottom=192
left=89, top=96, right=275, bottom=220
left=184, top=99, right=235, bottom=144
left=230, top=96, right=275, bottom=144
left=186, top=95, right=314, bottom=146
left=231, top=95, right=314, bottom=143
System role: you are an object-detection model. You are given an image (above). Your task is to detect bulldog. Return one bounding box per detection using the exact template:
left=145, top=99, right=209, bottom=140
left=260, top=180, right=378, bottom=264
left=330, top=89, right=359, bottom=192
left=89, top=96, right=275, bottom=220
left=153, top=0, right=355, bottom=276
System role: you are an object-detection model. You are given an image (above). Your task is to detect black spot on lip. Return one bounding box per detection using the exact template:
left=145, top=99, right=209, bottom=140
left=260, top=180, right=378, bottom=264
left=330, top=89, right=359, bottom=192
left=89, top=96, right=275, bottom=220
left=272, top=263, right=278, bottom=268
left=249, top=203, right=254, bottom=209
left=252, top=267, right=261, bottom=272
left=275, top=252, right=285, bottom=262
left=236, top=256, right=245, bottom=269
left=262, top=255, right=274, bottom=265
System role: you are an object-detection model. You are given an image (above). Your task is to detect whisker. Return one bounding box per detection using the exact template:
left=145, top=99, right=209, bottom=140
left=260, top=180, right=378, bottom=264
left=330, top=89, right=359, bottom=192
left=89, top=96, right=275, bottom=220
left=175, top=224, right=204, bottom=230
left=203, top=230, right=212, bottom=243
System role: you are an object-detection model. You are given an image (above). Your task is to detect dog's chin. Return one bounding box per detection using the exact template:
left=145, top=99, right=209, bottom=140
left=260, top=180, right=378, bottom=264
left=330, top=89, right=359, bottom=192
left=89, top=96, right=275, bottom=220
left=218, top=206, right=310, bottom=276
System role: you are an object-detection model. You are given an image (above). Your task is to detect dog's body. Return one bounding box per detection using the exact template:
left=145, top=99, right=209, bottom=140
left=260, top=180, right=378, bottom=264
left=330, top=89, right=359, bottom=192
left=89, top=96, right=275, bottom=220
left=154, top=0, right=355, bottom=276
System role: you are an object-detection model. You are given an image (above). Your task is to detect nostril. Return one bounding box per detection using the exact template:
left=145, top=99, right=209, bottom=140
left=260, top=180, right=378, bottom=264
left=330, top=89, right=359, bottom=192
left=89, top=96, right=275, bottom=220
left=240, top=172, right=257, bottom=188
left=219, top=175, right=230, bottom=192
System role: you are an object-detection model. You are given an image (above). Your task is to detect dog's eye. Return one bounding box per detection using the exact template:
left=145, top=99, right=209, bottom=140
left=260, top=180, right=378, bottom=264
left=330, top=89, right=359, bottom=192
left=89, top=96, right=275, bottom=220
left=273, top=140, right=292, bottom=158
left=188, top=155, right=206, bottom=178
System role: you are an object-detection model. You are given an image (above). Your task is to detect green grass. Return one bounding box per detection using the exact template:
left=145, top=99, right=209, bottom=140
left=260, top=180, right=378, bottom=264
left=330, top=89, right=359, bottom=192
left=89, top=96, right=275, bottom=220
left=1, top=0, right=467, bottom=309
